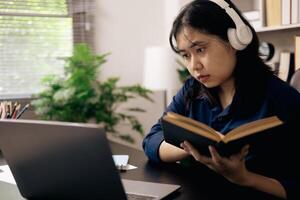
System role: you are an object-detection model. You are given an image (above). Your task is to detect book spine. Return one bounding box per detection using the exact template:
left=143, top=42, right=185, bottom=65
left=281, top=0, right=291, bottom=25
left=243, top=10, right=263, bottom=29
left=266, top=0, right=282, bottom=26
left=295, top=36, right=300, bottom=71
left=278, top=51, right=295, bottom=82
left=291, top=0, right=299, bottom=24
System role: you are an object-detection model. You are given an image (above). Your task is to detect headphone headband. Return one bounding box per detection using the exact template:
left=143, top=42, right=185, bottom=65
left=209, top=0, right=244, bottom=29
left=209, top=0, right=229, bottom=8
left=209, top=0, right=253, bottom=49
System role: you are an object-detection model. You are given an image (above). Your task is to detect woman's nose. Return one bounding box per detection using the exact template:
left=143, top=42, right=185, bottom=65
left=190, top=56, right=202, bottom=71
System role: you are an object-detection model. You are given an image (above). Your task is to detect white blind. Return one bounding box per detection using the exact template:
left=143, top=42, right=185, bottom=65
left=0, top=0, right=72, bottom=98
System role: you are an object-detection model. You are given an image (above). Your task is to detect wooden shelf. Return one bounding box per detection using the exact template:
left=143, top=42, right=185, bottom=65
left=256, top=23, right=300, bottom=33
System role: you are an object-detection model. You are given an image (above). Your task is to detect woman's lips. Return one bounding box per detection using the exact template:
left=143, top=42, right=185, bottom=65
left=197, top=75, right=210, bottom=82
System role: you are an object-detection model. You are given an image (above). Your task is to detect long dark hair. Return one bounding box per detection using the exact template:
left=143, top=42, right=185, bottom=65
left=169, top=0, right=273, bottom=117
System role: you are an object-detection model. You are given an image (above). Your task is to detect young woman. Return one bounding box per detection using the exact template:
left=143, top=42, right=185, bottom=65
left=143, top=0, right=300, bottom=199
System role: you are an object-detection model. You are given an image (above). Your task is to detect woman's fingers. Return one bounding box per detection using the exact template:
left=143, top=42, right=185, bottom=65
left=209, top=145, right=222, bottom=165
left=230, top=144, right=250, bottom=161
left=242, top=144, right=250, bottom=155
left=239, top=144, right=250, bottom=159
left=181, top=141, right=250, bottom=172
left=181, top=141, right=211, bottom=164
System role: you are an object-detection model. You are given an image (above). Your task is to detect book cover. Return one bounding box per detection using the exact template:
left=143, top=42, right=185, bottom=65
left=162, top=112, right=284, bottom=157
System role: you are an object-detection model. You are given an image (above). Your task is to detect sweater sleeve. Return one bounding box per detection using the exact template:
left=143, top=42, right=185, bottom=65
left=265, top=80, right=300, bottom=200
left=276, top=121, right=300, bottom=200
left=142, top=78, right=194, bottom=162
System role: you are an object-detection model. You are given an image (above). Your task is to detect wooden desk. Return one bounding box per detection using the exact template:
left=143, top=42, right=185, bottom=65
left=0, top=141, right=281, bottom=200
left=111, top=142, right=282, bottom=200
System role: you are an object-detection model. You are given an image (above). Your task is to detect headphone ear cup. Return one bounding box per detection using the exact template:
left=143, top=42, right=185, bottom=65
left=227, top=28, right=247, bottom=50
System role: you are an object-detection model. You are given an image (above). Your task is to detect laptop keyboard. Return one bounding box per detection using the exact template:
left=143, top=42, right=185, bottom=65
left=126, top=192, right=159, bottom=200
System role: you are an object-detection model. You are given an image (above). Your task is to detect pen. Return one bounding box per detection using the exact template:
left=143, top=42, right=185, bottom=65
left=8, top=101, right=12, bottom=118
left=12, top=104, right=21, bottom=119
left=0, top=102, right=6, bottom=119
left=16, top=104, right=29, bottom=119
left=0, top=103, right=2, bottom=118
left=4, top=101, right=9, bottom=119
left=10, top=102, right=18, bottom=118
left=5, top=101, right=11, bottom=118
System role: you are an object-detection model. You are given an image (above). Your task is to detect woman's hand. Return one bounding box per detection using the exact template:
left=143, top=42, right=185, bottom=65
left=180, top=141, right=250, bottom=186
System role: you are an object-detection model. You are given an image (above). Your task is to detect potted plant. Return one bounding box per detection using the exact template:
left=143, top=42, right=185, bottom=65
left=176, top=59, right=190, bottom=83
left=31, top=43, right=153, bottom=143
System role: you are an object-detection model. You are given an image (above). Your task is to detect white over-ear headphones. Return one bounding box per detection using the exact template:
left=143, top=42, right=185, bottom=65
left=209, top=0, right=253, bottom=50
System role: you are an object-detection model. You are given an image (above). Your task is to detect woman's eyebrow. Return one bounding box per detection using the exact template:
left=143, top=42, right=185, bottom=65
left=177, top=49, right=186, bottom=54
left=189, top=41, right=207, bottom=48
left=177, top=41, right=208, bottom=53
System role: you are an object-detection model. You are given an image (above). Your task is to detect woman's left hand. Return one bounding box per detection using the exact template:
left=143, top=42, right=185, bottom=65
left=181, top=141, right=250, bottom=186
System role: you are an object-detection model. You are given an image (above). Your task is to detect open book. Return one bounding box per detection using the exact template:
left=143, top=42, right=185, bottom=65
left=162, top=112, right=284, bottom=157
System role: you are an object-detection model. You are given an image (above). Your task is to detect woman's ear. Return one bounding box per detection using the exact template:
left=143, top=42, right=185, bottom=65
left=230, top=45, right=237, bottom=52
left=228, top=44, right=237, bottom=54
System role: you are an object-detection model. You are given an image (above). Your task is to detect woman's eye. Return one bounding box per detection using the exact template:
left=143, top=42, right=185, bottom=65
left=181, top=54, right=190, bottom=60
left=196, top=48, right=205, bottom=53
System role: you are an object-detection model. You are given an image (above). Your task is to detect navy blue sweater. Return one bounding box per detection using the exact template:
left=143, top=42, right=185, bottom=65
left=143, top=75, right=300, bottom=199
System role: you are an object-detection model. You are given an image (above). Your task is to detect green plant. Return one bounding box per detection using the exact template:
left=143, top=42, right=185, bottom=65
left=176, top=59, right=190, bottom=83
left=31, top=43, right=153, bottom=143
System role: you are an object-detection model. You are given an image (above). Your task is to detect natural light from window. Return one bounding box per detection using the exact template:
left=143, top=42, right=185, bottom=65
left=0, top=0, right=72, bottom=98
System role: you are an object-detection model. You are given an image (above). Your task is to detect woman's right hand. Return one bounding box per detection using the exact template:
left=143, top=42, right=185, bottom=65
left=180, top=141, right=250, bottom=185
left=180, top=141, right=287, bottom=198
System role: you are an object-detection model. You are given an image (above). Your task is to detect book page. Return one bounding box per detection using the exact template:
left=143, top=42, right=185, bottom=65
left=223, top=116, right=283, bottom=143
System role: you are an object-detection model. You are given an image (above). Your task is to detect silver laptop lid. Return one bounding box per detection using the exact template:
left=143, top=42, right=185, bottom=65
left=0, top=119, right=127, bottom=200
left=122, top=179, right=180, bottom=200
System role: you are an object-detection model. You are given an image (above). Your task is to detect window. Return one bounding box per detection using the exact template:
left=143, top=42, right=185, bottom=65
left=0, top=0, right=72, bottom=98
left=69, top=0, right=95, bottom=50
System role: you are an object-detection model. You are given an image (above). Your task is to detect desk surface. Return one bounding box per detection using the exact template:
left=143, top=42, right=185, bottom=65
left=0, top=141, right=281, bottom=200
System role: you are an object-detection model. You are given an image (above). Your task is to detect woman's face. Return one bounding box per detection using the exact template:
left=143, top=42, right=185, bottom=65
left=176, top=26, right=237, bottom=88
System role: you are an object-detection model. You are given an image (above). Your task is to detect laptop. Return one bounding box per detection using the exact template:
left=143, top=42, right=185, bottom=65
left=0, top=119, right=180, bottom=200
